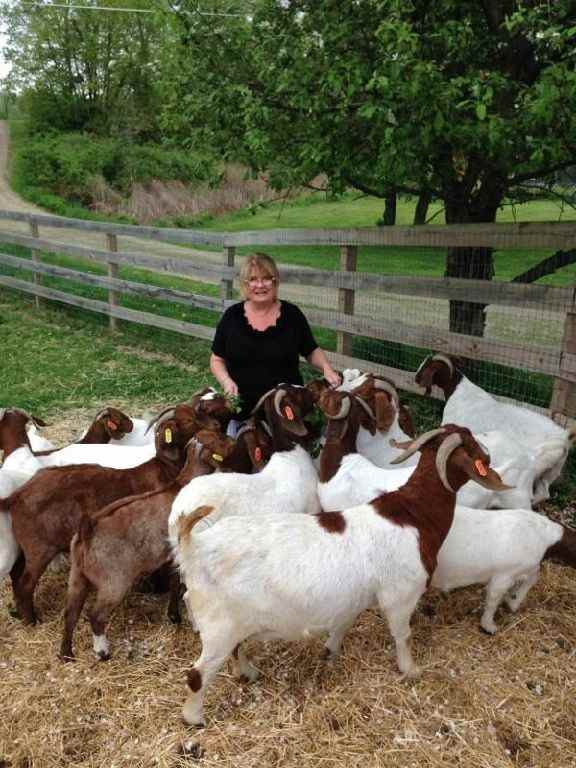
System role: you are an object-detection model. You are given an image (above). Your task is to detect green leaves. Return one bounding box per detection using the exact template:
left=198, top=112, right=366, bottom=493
left=160, top=0, right=576, bottom=216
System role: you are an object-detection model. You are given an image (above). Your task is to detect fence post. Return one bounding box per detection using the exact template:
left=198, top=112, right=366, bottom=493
left=30, top=220, right=41, bottom=310
left=106, top=233, right=119, bottom=331
left=550, top=299, right=576, bottom=421
left=221, top=246, right=235, bottom=302
left=336, top=245, right=357, bottom=356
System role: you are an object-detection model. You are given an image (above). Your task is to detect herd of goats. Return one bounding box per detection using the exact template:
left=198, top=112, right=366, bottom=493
left=1, top=353, right=575, bottom=726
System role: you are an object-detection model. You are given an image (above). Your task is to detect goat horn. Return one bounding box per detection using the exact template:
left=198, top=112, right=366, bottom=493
left=236, top=422, right=255, bottom=439
left=431, top=354, right=454, bottom=376
left=389, top=427, right=447, bottom=464
left=352, top=394, right=375, bottom=422
left=372, top=379, right=399, bottom=407
left=273, top=388, right=288, bottom=417
left=436, top=433, right=463, bottom=493
left=259, top=420, right=273, bottom=436
left=146, top=406, right=176, bottom=434
left=93, top=408, right=111, bottom=420
left=324, top=393, right=351, bottom=420
left=250, top=388, right=277, bottom=416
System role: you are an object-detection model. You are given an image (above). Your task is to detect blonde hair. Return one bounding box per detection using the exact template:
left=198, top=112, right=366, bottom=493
left=239, top=253, right=280, bottom=299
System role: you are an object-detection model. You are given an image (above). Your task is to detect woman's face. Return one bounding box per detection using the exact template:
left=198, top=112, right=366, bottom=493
left=245, top=270, right=278, bottom=304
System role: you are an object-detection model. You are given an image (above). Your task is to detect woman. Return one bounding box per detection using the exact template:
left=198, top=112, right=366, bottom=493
left=210, top=253, right=341, bottom=422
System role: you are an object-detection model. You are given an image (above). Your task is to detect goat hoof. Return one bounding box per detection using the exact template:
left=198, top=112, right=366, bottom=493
left=60, top=653, right=75, bottom=664
left=168, top=611, right=182, bottom=625
left=97, top=651, right=111, bottom=662
left=480, top=625, right=496, bottom=636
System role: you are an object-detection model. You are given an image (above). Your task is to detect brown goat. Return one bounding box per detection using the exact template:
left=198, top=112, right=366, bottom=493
left=59, top=430, right=238, bottom=661
left=317, top=390, right=377, bottom=483
left=251, top=384, right=316, bottom=452
left=147, top=391, right=232, bottom=441
left=0, top=409, right=47, bottom=459
left=5, top=417, right=189, bottom=625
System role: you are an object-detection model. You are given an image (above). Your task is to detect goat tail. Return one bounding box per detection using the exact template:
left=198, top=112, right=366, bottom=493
left=177, top=505, right=215, bottom=548
left=544, top=525, right=576, bottom=569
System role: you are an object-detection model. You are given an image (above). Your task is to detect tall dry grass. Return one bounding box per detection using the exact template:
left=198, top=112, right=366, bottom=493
left=89, top=165, right=309, bottom=224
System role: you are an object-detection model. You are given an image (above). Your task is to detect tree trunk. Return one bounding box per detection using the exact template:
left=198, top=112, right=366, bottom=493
left=443, top=179, right=503, bottom=337
left=381, top=191, right=397, bottom=226
left=413, top=190, right=431, bottom=225
left=445, top=244, right=495, bottom=336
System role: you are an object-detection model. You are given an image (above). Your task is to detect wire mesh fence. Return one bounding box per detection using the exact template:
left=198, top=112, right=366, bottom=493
left=0, top=213, right=575, bottom=418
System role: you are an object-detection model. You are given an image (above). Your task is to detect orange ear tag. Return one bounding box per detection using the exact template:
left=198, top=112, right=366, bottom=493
left=164, top=428, right=173, bottom=444
left=107, top=420, right=117, bottom=431
left=284, top=406, right=294, bottom=421
left=254, top=447, right=262, bottom=462
left=212, top=453, right=223, bottom=462
left=475, top=459, right=488, bottom=477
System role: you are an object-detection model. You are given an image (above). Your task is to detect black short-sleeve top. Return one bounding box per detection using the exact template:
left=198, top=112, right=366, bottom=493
left=211, top=300, right=318, bottom=418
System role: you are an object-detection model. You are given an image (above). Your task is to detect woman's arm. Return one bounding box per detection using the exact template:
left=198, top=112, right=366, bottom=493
left=210, top=353, right=238, bottom=395
left=306, top=348, right=341, bottom=388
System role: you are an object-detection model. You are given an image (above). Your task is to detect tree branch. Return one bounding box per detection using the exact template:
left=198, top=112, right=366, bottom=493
left=343, top=174, right=421, bottom=199
left=511, top=249, right=576, bottom=284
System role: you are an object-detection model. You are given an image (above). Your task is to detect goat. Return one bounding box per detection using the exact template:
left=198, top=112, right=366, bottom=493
left=335, top=373, right=417, bottom=467
left=0, top=467, right=32, bottom=581
left=2, top=407, right=135, bottom=475
left=174, top=425, right=507, bottom=726
left=432, top=507, right=576, bottom=634
left=415, top=354, right=574, bottom=502
left=317, top=389, right=533, bottom=511
left=0, top=408, right=47, bottom=462
left=59, top=430, right=238, bottom=661
left=4, top=414, right=190, bottom=625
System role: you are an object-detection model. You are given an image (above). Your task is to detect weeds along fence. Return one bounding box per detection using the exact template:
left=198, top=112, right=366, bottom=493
left=0, top=209, right=575, bottom=420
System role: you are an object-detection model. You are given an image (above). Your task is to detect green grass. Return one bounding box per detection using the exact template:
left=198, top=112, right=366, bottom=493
left=192, top=192, right=576, bottom=285
left=0, top=292, right=215, bottom=415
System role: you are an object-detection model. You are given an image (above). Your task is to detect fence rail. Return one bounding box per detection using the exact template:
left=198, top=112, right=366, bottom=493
left=1, top=208, right=575, bottom=419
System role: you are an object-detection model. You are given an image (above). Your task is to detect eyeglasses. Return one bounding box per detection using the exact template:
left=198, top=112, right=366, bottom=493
left=246, top=276, right=275, bottom=287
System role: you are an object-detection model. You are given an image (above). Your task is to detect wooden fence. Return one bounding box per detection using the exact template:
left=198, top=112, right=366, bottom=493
left=1, top=210, right=575, bottom=419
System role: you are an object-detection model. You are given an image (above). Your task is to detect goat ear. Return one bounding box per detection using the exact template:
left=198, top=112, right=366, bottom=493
left=460, top=455, right=514, bottom=491
left=374, top=391, right=395, bottom=432
left=31, top=415, right=48, bottom=428
left=398, top=405, right=415, bottom=438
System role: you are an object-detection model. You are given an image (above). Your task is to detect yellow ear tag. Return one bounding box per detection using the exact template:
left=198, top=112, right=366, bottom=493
left=164, top=428, right=173, bottom=444
left=475, top=459, right=488, bottom=477
left=254, top=447, right=262, bottom=462
left=284, top=405, right=294, bottom=421
left=212, top=453, right=223, bottom=462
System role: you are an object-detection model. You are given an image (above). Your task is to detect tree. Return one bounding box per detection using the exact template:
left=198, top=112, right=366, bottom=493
left=1, top=0, right=163, bottom=139
left=163, top=0, right=576, bottom=335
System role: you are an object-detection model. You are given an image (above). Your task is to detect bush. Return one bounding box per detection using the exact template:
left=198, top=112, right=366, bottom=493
left=11, top=130, right=217, bottom=209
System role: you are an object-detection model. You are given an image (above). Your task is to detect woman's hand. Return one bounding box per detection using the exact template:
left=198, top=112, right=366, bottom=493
left=222, top=377, right=239, bottom=396
left=323, top=367, right=342, bottom=389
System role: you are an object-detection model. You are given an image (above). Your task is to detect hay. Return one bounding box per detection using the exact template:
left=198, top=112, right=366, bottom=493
left=2, top=415, right=576, bottom=767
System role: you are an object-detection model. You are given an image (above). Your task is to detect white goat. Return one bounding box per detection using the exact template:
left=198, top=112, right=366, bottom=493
left=415, top=354, right=574, bottom=502
left=0, top=467, right=33, bottom=580
left=169, top=444, right=320, bottom=539
left=174, top=426, right=507, bottom=725
left=432, top=506, right=576, bottom=634
left=317, top=389, right=556, bottom=511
